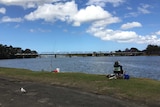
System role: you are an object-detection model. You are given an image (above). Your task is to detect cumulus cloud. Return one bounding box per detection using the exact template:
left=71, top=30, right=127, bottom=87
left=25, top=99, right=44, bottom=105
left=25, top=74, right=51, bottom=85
left=137, top=35, right=160, bottom=45
left=73, top=5, right=120, bottom=26
left=1, top=16, right=23, bottom=23
left=87, top=25, right=160, bottom=45
left=24, top=1, right=120, bottom=27
left=0, top=0, right=61, bottom=8
left=86, top=0, right=125, bottom=7
left=121, top=22, right=142, bottom=30
left=25, top=1, right=77, bottom=22
left=87, top=27, right=138, bottom=42
left=0, top=7, right=6, bottom=14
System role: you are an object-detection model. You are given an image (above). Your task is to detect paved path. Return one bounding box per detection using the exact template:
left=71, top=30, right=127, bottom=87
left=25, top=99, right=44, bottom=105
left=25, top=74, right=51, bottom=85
left=0, top=77, right=146, bottom=107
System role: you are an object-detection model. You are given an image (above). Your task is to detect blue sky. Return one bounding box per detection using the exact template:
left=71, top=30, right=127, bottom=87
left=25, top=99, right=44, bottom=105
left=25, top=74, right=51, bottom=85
left=0, top=0, right=160, bottom=53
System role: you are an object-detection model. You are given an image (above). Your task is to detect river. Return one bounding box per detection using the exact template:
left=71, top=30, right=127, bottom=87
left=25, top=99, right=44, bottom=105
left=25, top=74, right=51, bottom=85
left=0, top=56, right=159, bottom=80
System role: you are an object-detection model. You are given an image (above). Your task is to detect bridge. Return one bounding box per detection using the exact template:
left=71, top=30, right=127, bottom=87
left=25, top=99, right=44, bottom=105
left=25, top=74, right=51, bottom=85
left=39, top=51, right=145, bottom=58
left=39, top=51, right=110, bottom=58
left=14, top=51, right=145, bottom=58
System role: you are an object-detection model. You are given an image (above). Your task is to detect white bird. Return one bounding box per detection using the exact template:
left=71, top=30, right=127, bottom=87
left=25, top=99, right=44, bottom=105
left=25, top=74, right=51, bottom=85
left=20, top=88, right=26, bottom=93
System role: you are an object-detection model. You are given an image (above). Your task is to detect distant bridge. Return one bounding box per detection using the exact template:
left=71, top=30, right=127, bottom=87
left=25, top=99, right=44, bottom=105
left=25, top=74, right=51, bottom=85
left=39, top=51, right=109, bottom=58
left=39, top=53, right=96, bottom=58
left=14, top=51, right=145, bottom=58
left=39, top=51, right=145, bottom=58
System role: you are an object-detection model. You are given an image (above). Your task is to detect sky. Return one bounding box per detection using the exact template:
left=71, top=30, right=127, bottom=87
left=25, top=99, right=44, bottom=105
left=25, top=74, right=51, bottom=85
left=0, top=0, right=160, bottom=53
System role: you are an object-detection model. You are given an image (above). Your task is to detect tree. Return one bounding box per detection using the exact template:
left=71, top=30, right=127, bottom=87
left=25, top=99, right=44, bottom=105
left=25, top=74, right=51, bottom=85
left=146, top=44, right=160, bottom=55
left=130, top=47, right=139, bottom=52
left=124, top=48, right=129, bottom=52
left=0, top=44, right=38, bottom=59
left=31, top=50, right=38, bottom=54
left=24, top=49, right=31, bottom=53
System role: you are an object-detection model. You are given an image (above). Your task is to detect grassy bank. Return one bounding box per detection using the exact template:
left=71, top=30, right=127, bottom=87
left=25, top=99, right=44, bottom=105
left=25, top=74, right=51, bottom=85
left=0, top=67, right=160, bottom=105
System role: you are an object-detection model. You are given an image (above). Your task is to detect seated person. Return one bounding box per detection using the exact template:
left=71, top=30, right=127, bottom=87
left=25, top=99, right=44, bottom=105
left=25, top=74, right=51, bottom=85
left=113, top=61, right=123, bottom=76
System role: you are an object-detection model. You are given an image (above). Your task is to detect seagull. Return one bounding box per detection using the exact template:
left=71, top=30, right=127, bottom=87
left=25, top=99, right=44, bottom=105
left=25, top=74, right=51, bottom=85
left=20, top=88, right=26, bottom=93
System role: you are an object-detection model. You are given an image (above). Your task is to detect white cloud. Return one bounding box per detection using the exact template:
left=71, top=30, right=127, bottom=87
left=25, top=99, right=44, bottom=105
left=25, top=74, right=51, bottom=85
left=125, top=12, right=139, bottom=18
left=0, top=0, right=62, bottom=8
left=138, top=4, right=151, bottom=14
left=73, top=5, right=119, bottom=26
left=91, top=17, right=120, bottom=28
left=86, top=0, right=125, bottom=7
left=0, top=7, right=6, bottom=14
left=25, top=2, right=120, bottom=27
left=29, top=28, right=51, bottom=33
left=138, top=7, right=150, bottom=14
left=121, top=22, right=142, bottom=30
left=87, top=25, right=160, bottom=45
left=125, top=4, right=152, bottom=18
left=137, top=35, right=160, bottom=45
left=25, top=1, right=77, bottom=23
left=1, top=16, right=23, bottom=23
left=156, top=31, right=160, bottom=35
left=87, top=27, right=138, bottom=42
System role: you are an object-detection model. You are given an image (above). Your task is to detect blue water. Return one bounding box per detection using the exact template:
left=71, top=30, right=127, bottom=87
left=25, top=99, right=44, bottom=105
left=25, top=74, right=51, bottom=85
left=0, top=56, right=159, bottom=80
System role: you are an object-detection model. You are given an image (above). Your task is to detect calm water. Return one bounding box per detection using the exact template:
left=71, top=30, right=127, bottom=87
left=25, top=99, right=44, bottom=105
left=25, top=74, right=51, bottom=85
left=0, top=56, right=159, bottom=80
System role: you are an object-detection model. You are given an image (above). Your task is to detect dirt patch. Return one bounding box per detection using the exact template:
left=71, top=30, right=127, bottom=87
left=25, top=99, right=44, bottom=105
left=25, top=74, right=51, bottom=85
left=0, top=76, right=150, bottom=107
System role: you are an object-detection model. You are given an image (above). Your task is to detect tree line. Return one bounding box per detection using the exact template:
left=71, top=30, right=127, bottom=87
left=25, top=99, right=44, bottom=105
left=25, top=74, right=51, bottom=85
left=0, top=44, right=38, bottom=59
left=115, top=44, right=160, bottom=56
left=145, top=45, right=160, bottom=55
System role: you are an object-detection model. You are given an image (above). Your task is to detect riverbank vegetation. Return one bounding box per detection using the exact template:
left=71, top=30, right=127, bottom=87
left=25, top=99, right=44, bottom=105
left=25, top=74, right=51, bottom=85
left=0, top=67, right=159, bottom=106
left=0, top=44, right=38, bottom=59
left=114, top=44, right=160, bottom=56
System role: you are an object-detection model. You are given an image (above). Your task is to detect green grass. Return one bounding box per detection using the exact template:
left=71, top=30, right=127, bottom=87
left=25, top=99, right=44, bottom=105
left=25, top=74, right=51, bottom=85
left=0, top=67, right=160, bottom=105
